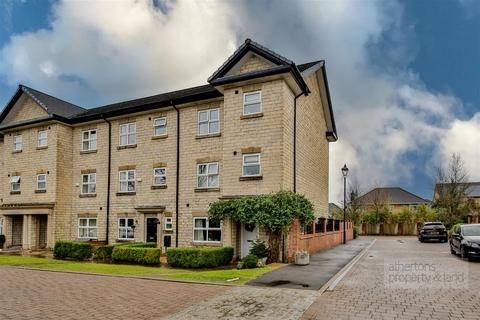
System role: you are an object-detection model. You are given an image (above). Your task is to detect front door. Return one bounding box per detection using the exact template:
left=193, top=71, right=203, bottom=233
left=11, top=216, right=23, bottom=247
left=146, top=218, right=158, bottom=243
left=37, top=215, right=48, bottom=249
left=241, top=223, right=259, bottom=258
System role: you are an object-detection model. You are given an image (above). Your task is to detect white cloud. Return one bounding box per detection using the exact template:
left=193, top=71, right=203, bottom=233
left=0, top=0, right=478, bottom=204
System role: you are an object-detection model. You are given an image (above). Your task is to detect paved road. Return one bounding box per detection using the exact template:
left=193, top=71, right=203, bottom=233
left=303, top=236, right=480, bottom=320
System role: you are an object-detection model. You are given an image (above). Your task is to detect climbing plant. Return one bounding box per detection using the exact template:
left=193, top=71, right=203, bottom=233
left=208, top=191, right=314, bottom=262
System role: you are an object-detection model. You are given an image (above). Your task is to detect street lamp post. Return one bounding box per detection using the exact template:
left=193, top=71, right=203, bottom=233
left=341, top=164, right=349, bottom=244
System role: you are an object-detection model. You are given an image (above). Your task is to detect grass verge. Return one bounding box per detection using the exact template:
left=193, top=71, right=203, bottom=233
left=0, top=254, right=283, bottom=285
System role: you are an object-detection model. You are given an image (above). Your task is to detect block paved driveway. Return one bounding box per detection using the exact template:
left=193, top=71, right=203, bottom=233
left=302, top=236, right=480, bottom=320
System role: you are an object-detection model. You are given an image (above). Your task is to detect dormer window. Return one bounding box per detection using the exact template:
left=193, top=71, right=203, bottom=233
left=243, top=91, right=262, bottom=115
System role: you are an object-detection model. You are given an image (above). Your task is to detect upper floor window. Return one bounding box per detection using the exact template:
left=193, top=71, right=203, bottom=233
left=37, top=174, right=46, bottom=191
left=78, top=218, right=97, bottom=239
left=243, top=91, right=262, bottom=115
left=82, top=173, right=96, bottom=194
left=119, top=170, right=136, bottom=192
left=198, top=108, right=219, bottom=135
left=118, top=218, right=135, bottom=240
left=153, top=167, right=166, bottom=186
left=119, top=123, right=136, bottom=146
left=82, top=130, right=97, bottom=151
left=10, top=176, right=20, bottom=192
left=13, top=135, right=22, bottom=152
left=197, top=162, right=219, bottom=189
left=38, top=131, right=48, bottom=148
left=193, top=217, right=221, bottom=242
left=242, top=153, right=261, bottom=177
left=153, top=117, right=167, bottom=136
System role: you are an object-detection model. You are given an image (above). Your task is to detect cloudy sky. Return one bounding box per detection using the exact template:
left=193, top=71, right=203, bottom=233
left=0, top=0, right=479, bottom=203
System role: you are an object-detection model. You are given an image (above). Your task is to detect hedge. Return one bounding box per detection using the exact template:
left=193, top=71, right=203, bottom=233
left=94, top=242, right=157, bottom=262
left=112, top=246, right=161, bottom=265
left=53, top=241, right=93, bottom=260
left=167, top=247, right=234, bottom=268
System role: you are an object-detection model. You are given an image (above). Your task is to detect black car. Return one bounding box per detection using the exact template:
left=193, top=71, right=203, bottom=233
left=450, top=224, right=480, bottom=260
left=418, top=222, right=448, bottom=242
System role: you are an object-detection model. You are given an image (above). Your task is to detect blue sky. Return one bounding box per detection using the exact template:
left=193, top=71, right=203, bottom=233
left=0, top=0, right=478, bottom=202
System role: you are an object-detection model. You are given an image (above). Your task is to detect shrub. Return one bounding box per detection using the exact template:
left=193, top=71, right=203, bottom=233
left=167, top=247, right=234, bottom=268
left=238, top=254, right=259, bottom=269
left=93, top=245, right=117, bottom=262
left=53, top=241, right=93, bottom=260
left=249, top=240, right=269, bottom=259
left=353, top=227, right=358, bottom=239
left=112, top=246, right=161, bottom=265
left=122, top=242, right=157, bottom=248
left=448, top=223, right=463, bottom=237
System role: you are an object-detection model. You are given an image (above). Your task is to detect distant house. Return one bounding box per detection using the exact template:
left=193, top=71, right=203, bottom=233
left=328, top=203, right=342, bottom=218
left=433, top=182, right=480, bottom=224
left=354, top=187, right=429, bottom=213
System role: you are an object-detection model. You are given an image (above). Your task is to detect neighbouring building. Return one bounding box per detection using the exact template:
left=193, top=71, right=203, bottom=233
left=355, top=187, right=429, bottom=213
left=0, top=39, right=337, bottom=258
left=433, top=182, right=480, bottom=224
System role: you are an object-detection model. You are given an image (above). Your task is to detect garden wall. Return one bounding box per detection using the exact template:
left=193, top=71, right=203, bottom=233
left=361, top=222, right=420, bottom=236
left=287, top=219, right=354, bottom=262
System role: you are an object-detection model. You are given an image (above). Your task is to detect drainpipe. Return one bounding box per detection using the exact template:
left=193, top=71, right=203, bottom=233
left=102, top=116, right=112, bottom=244
left=171, top=101, right=180, bottom=247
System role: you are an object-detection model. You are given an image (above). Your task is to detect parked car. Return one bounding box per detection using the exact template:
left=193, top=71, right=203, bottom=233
left=418, top=222, right=448, bottom=242
left=450, top=224, right=480, bottom=260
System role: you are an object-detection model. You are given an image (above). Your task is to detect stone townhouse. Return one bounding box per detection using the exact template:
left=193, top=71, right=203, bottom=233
left=0, top=39, right=337, bottom=258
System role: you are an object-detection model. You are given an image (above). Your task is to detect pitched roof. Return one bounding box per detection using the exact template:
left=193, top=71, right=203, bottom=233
left=434, top=182, right=480, bottom=198
left=355, top=187, right=429, bottom=205
left=329, top=203, right=342, bottom=216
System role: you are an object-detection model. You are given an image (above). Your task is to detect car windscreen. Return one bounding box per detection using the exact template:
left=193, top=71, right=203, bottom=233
left=462, top=225, right=480, bottom=236
left=423, top=224, right=444, bottom=229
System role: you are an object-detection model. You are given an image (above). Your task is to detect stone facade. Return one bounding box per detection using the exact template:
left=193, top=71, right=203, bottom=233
left=0, top=46, right=335, bottom=258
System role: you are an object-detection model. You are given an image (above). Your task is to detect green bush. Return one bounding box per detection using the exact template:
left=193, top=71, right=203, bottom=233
left=167, top=247, right=234, bottom=268
left=353, top=227, right=358, bottom=239
left=93, top=245, right=117, bottom=262
left=239, top=254, right=259, bottom=269
left=112, top=246, right=161, bottom=265
left=122, top=242, right=157, bottom=248
left=448, top=223, right=463, bottom=237
left=53, top=241, right=93, bottom=260
left=249, top=240, right=269, bottom=259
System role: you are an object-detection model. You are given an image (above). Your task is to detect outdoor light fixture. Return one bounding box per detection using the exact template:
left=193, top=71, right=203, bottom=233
left=341, top=164, right=349, bottom=244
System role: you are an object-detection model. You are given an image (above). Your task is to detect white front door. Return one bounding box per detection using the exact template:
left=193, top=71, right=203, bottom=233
left=241, top=224, right=259, bottom=258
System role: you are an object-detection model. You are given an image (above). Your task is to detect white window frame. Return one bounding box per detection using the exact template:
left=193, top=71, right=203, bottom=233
left=243, top=91, right=262, bottom=115
left=193, top=217, right=221, bottom=243
left=81, top=173, right=96, bottom=195
left=38, top=130, right=48, bottom=147
left=164, top=217, right=173, bottom=231
left=78, top=218, right=97, bottom=239
left=13, top=135, right=22, bottom=151
left=118, top=218, right=135, bottom=240
left=197, top=162, right=219, bottom=189
left=82, top=129, right=97, bottom=151
left=197, top=108, right=220, bottom=136
left=242, top=153, right=261, bottom=177
left=153, top=117, right=167, bottom=136
left=119, top=122, right=136, bottom=146
left=36, top=174, right=46, bottom=191
left=10, top=176, right=20, bottom=192
left=119, top=170, right=136, bottom=193
left=153, top=167, right=166, bottom=186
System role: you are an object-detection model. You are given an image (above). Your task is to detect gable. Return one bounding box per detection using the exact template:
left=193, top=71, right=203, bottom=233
left=231, top=53, right=276, bottom=76
left=2, top=94, right=49, bottom=125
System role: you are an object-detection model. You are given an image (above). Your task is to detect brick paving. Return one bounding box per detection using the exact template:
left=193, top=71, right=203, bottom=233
left=302, top=236, right=480, bottom=320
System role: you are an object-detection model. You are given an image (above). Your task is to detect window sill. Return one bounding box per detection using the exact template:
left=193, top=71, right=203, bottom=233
left=194, top=188, right=220, bottom=193
left=163, top=229, right=173, bottom=233
left=12, top=150, right=22, bottom=154
left=79, top=194, right=97, bottom=198
left=35, top=190, right=47, bottom=194
left=10, top=191, right=20, bottom=195
left=239, top=176, right=263, bottom=181
left=151, top=185, right=167, bottom=190
left=80, top=150, right=97, bottom=155
left=36, top=146, right=48, bottom=150
left=193, top=241, right=222, bottom=247
left=152, top=134, right=168, bottom=140
left=240, top=112, right=264, bottom=120
left=116, top=239, right=135, bottom=242
left=196, top=133, right=221, bottom=139
left=116, top=192, right=136, bottom=196
left=117, top=144, right=137, bottom=150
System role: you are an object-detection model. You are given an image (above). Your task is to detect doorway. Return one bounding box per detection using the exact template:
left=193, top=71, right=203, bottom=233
left=146, top=218, right=158, bottom=243
left=37, top=215, right=48, bottom=249
left=241, top=223, right=259, bottom=258
left=11, top=216, right=23, bottom=247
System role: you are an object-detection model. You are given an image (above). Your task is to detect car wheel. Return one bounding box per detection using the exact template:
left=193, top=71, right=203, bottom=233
left=460, top=246, right=469, bottom=260
left=419, top=237, right=424, bottom=243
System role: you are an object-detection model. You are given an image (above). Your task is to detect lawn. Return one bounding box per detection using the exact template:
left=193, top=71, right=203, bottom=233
left=0, top=255, right=284, bottom=285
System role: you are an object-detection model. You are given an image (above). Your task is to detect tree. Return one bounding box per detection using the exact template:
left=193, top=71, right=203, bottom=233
left=347, top=179, right=363, bottom=224
left=208, top=191, right=314, bottom=263
left=433, top=153, right=472, bottom=227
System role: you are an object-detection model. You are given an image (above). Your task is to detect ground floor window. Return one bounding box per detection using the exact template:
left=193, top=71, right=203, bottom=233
left=78, top=218, right=97, bottom=239
left=118, top=218, right=135, bottom=240
left=164, top=217, right=173, bottom=230
left=0, top=217, right=3, bottom=235
left=193, top=217, right=221, bottom=242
